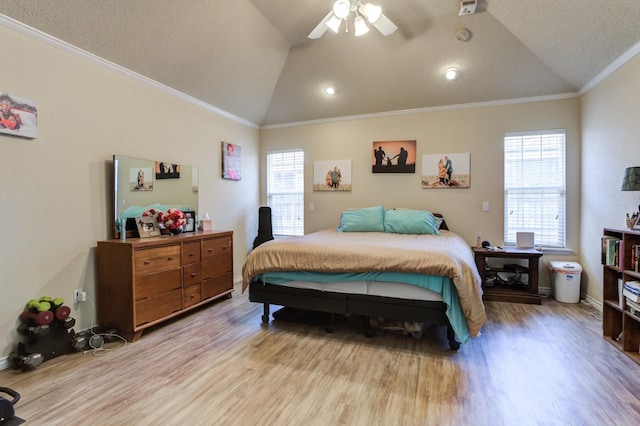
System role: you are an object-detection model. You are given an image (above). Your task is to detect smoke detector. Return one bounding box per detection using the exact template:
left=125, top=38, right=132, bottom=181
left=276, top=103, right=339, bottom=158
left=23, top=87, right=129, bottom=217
left=455, top=28, right=471, bottom=42
left=458, top=0, right=477, bottom=16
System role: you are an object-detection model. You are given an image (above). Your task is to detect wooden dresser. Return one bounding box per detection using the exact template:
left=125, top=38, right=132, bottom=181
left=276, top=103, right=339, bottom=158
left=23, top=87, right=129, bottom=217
left=96, top=230, right=233, bottom=341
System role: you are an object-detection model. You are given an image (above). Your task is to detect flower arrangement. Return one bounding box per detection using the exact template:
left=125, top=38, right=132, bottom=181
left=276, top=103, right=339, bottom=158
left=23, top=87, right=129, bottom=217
left=159, top=208, right=186, bottom=230
left=143, top=208, right=186, bottom=231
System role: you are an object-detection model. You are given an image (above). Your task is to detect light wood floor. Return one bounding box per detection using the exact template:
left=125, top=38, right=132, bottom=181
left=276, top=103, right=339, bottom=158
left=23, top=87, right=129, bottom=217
left=2, top=286, right=640, bottom=426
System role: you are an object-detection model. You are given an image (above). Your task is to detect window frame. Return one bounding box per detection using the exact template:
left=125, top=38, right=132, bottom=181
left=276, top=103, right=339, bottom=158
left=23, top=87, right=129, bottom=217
left=266, top=149, right=305, bottom=237
left=503, top=129, right=566, bottom=248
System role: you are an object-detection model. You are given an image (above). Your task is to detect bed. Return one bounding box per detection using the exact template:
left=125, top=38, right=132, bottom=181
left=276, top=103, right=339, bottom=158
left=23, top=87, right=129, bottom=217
left=242, top=207, right=486, bottom=349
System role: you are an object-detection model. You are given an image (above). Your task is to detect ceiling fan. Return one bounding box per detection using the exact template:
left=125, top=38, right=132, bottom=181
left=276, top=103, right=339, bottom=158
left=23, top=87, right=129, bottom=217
left=308, top=0, right=398, bottom=39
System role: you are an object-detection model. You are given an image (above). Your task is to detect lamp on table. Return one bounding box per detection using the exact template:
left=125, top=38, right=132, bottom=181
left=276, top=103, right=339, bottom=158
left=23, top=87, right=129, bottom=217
left=621, top=166, right=640, bottom=228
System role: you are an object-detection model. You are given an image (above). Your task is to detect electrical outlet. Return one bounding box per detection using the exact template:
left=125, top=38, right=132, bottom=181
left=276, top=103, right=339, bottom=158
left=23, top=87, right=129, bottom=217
left=73, top=289, right=86, bottom=303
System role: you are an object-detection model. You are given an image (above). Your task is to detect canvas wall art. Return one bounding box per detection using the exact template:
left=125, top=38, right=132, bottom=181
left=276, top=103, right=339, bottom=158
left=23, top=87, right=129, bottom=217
left=0, top=92, right=38, bottom=139
left=129, top=167, right=153, bottom=191
left=313, top=160, right=352, bottom=191
left=421, top=153, right=470, bottom=188
left=222, top=142, right=242, bottom=180
left=372, top=140, right=416, bottom=173
left=155, top=161, right=180, bottom=179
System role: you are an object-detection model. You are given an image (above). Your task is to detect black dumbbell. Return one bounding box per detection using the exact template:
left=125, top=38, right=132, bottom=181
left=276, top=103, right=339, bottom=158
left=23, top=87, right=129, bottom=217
left=17, top=323, right=50, bottom=337
left=9, top=352, right=43, bottom=371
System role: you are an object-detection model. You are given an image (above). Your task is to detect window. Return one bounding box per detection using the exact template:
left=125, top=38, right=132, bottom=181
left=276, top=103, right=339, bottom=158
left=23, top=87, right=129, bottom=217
left=267, top=149, right=304, bottom=236
left=504, top=130, right=566, bottom=248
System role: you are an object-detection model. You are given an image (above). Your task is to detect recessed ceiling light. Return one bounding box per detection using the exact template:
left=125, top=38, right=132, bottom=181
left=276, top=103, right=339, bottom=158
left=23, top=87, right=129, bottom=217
left=444, top=67, right=460, bottom=81
left=324, top=84, right=338, bottom=95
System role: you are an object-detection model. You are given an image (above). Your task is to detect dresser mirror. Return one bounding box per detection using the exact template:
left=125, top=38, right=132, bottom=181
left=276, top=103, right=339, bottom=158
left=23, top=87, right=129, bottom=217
left=113, top=154, right=198, bottom=236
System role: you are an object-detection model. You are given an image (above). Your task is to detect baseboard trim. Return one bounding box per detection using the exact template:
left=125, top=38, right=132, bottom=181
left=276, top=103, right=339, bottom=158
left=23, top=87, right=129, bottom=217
left=0, top=356, right=10, bottom=371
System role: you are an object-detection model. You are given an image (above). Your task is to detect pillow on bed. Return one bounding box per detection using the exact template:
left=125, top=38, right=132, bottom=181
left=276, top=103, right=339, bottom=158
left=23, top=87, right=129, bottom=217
left=433, top=215, right=444, bottom=229
left=337, top=205, right=385, bottom=232
left=383, top=208, right=440, bottom=235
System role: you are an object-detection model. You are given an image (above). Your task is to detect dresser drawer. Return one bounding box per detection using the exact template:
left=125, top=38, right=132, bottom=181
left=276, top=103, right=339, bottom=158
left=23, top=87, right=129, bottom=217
left=202, top=256, right=232, bottom=280
left=182, top=241, right=201, bottom=266
left=135, top=288, right=182, bottom=326
left=202, top=237, right=232, bottom=261
left=135, top=268, right=182, bottom=300
left=183, top=284, right=202, bottom=308
left=135, top=245, right=181, bottom=275
left=183, top=263, right=202, bottom=287
left=203, top=273, right=233, bottom=299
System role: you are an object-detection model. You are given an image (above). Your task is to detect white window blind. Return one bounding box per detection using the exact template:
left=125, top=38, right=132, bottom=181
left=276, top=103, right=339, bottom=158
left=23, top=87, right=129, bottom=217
left=504, top=130, right=566, bottom=248
left=267, top=149, right=304, bottom=236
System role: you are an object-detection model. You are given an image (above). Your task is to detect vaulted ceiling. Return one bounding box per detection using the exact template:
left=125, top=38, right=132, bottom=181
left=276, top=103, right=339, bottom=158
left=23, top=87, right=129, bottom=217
left=2, top=0, right=640, bottom=127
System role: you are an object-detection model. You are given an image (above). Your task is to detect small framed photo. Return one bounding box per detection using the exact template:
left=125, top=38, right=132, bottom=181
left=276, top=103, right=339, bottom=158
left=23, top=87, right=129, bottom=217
left=183, top=211, right=196, bottom=233
left=632, top=214, right=640, bottom=231
left=136, top=216, right=161, bottom=238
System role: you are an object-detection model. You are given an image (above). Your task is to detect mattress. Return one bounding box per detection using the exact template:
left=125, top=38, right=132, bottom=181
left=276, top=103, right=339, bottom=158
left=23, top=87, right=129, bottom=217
left=257, top=278, right=443, bottom=301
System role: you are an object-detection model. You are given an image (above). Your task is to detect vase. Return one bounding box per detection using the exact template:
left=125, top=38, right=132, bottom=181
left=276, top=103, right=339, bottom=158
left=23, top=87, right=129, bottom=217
left=169, top=226, right=184, bottom=235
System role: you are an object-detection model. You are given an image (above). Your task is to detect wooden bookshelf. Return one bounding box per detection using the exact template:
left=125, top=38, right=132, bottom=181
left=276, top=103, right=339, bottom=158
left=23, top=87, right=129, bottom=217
left=602, top=227, right=640, bottom=365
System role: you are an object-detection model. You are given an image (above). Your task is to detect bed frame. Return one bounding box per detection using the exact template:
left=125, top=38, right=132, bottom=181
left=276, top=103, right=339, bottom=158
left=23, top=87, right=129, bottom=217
left=247, top=213, right=460, bottom=350
left=248, top=281, right=460, bottom=350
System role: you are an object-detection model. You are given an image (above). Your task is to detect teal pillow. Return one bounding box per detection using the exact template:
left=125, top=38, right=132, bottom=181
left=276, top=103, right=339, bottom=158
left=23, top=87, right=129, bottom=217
left=337, top=205, right=385, bottom=232
left=433, top=215, right=444, bottom=230
left=383, top=209, right=440, bottom=235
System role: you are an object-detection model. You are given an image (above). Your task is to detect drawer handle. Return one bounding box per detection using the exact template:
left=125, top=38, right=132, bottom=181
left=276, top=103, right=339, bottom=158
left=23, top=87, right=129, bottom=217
left=208, top=248, right=214, bottom=253
left=191, top=273, right=197, bottom=278
left=190, top=294, right=196, bottom=299
left=144, top=260, right=151, bottom=265
left=167, top=257, right=174, bottom=261
left=189, top=252, right=196, bottom=257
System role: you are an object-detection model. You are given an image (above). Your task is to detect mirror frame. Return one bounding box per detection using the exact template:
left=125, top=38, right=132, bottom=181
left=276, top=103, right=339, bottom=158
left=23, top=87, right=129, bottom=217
left=113, top=154, right=198, bottom=238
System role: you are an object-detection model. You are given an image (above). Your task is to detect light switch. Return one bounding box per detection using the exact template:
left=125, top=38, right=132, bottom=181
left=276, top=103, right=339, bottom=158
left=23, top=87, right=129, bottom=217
left=482, top=201, right=489, bottom=211
left=309, top=203, right=315, bottom=212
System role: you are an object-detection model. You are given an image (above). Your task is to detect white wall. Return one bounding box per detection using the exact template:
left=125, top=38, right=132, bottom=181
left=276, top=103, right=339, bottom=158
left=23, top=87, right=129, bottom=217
left=260, top=98, right=581, bottom=247
left=0, top=25, right=260, bottom=362
left=581, top=54, right=640, bottom=302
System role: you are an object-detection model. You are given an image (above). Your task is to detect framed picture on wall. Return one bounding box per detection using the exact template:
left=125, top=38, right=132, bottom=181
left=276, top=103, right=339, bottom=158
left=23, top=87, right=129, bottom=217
left=222, top=142, right=242, bottom=180
left=129, top=167, right=153, bottom=191
left=0, top=92, right=38, bottom=139
left=155, top=161, right=180, bottom=179
left=372, top=140, right=416, bottom=173
left=421, top=153, right=471, bottom=189
left=313, top=160, right=352, bottom=191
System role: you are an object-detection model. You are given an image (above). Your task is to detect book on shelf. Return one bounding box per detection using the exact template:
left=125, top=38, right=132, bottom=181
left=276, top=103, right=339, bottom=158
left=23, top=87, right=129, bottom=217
left=632, top=244, right=640, bottom=273
left=626, top=298, right=640, bottom=312
left=623, top=282, right=640, bottom=302
left=624, top=280, right=640, bottom=293
left=601, top=236, right=621, bottom=266
left=619, top=278, right=624, bottom=306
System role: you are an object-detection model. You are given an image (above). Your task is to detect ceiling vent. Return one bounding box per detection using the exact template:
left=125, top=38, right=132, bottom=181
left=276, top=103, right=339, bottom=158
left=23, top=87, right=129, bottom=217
left=458, top=0, right=477, bottom=16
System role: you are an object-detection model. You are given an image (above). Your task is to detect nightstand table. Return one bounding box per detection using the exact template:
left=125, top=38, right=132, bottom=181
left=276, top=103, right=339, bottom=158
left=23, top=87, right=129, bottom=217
left=472, top=247, right=543, bottom=305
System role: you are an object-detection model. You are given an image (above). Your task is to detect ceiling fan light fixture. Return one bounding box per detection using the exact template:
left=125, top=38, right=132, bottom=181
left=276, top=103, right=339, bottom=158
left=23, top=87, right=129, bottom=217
left=333, top=0, right=351, bottom=19
left=361, top=3, right=382, bottom=23
left=309, top=0, right=396, bottom=39
left=326, top=15, right=343, bottom=33
left=444, top=67, right=460, bottom=80
left=354, top=16, right=369, bottom=36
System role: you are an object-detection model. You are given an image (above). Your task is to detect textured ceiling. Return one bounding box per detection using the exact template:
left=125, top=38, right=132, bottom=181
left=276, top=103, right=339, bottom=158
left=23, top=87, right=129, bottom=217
left=1, top=0, right=640, bottom=127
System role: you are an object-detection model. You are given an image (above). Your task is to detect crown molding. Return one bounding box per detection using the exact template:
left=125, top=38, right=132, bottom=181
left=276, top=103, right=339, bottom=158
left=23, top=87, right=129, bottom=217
left=580, top=39, right=640, bottom=95
left=261, top=92, right=580, bottom=130
left=0, top=14, right=258, bottom=129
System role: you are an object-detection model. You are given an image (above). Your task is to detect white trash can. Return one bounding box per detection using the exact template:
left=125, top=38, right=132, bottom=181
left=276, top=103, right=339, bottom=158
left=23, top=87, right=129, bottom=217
left=549, top=261, right=582, bottom=303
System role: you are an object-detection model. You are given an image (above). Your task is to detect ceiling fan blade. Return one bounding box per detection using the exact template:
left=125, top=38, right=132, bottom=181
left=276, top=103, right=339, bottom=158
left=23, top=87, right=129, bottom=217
left=308, top=11, right=334, bottom=39
left=372, top=13, right=397, bottom=36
